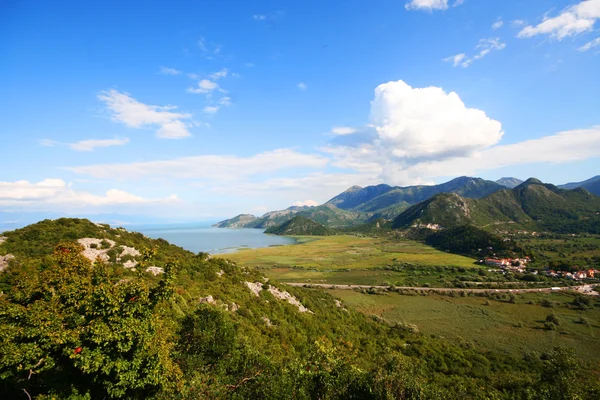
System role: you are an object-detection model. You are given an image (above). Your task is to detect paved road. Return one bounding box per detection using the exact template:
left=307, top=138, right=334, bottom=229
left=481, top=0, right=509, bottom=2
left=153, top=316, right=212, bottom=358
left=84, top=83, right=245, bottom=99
left=286, top=282, right=599, bottom=295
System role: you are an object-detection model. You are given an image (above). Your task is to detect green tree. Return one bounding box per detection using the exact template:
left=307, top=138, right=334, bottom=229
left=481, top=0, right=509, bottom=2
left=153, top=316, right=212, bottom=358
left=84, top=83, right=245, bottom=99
left=0, top=242, right=182, bottom=399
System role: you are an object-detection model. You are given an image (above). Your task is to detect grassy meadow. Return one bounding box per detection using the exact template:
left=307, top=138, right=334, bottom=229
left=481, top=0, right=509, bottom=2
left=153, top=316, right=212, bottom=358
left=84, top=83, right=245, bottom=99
left=221, top=235, right=477, bottom=269
left=331, top=289, right=600, bottom=363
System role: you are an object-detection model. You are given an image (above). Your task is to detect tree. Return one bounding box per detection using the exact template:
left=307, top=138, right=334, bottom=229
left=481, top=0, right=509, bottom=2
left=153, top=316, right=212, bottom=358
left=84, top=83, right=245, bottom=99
left=0, top=242, right=182, bottom=399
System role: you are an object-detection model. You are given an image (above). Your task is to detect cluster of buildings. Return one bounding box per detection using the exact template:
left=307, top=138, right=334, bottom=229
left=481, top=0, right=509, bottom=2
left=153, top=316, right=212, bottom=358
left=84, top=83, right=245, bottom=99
left=545, top=269, right=596, bottom=281
left=482, top=257, right=531, bottom=273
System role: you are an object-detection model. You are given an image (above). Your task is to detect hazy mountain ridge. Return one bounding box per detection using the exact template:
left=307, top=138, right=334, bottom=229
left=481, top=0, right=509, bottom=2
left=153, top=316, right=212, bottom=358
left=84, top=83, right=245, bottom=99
left=496, top=177, right=524, bottom=188
left=559, top=175, right=600, bottom=195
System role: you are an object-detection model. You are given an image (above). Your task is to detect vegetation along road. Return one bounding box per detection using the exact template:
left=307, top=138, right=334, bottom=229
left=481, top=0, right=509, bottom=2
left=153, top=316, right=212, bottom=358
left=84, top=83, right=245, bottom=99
left=287, top=282, right=599, bottom=294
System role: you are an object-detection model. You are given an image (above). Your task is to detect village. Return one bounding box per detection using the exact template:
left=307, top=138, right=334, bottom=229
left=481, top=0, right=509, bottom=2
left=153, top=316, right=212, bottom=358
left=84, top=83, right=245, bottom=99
left=482, top=257, right=598, bottom=281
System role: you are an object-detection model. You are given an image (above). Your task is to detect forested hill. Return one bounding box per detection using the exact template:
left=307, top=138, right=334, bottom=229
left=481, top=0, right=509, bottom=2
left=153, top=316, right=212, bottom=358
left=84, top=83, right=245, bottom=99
left=392, top=178, right=600, bottom=233
left=2, top=218, right=599, bottom=398
left=265, top=216, right=331, bottom=236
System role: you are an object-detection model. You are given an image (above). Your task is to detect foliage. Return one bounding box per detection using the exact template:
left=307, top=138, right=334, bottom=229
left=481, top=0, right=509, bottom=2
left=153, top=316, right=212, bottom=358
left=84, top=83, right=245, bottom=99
left=0, top=242, right=182, bottom=399
left=265, top=216, right=332, bottom=236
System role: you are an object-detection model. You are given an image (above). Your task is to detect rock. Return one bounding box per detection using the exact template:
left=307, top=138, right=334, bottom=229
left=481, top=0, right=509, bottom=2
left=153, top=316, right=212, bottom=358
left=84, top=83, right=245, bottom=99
left=245, top=281, right=264, bottom=297
left=199, top=295, right=215, bottom=304
left=267, top=285, right=313, bottom=314
left=123, top=260, right=138, bottom=269
left=216, top=270, right=224, bottom=277
left=230, top=302, right=239, bottom=312
left=0, top=254, right=15, bottom=272
left=261, top=316, right=273, bottom=327
left=0, top=237, right=6, bottom=245
left=119, top=246, right=141, bottom=258
left=146, top=266, right=164, bottom=276
left=335, top=300, right=342, bottom=308
left=77, top=238, right=115, bottom=262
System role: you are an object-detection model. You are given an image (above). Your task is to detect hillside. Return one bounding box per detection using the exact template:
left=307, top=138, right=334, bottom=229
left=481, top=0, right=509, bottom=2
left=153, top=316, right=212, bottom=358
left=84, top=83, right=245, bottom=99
left=213, top=214, right=259, bottom=228
left=327, top=176, right=504, bottom=212
left=265, top=216, right=331, bottom=236
left=392, top=178, right=600, bottom=234
left=4, top=218, right=595, bottom=398
left=559, top=175, right=600, bottom=196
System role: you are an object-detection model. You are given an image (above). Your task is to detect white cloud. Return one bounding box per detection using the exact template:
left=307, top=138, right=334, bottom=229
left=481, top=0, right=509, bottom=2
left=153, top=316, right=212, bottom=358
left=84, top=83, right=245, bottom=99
left=331, top=126, right=358, bottom=135
left=297, top=82, right=307, bottom=90
left=187, top=79, right=219, bottom=94
left=69, top=137, right=130, bottom=152
left=98, top=89, right=193, bottom=139
left=370, top=80, right=503, bottom=161
left=292, top=200, right=319, bottom=207
left=492, top=19, right=504, bottom=30
left=443, top=53, right=466, bottom=67
left=203, top=106, right=219, bottom=114
left=444, top=37, right=505, bottom=67
left=0, top=179, right=178, bottom=208
left=209, top=68, right=228, bottom=80
left=218, top=97, right=232, bottom=107
left=159, top=66, right=181, bottom=75
left=66, top=149, right=329, bottom=181
left=197, top=36, right=223, bottom=59
left=578, top=36, right=600, bottom=50
left=253, top=14, right=267, bottom=21
left=512, top=19, right=526, bottom=26
left=517, top=0, right=600, bottom=40
left=405, top=0, right=448, bottom=11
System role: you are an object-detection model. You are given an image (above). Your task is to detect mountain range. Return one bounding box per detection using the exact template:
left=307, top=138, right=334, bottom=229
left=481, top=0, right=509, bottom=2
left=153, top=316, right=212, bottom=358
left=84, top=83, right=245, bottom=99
left=215, top=176, right=513, bottom=229
left=392, top=178, right=600, bottom=234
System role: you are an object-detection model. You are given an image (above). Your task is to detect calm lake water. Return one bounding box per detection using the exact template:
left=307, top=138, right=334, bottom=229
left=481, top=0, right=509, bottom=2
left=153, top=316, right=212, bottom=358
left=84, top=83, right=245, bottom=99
left=137, top=225, right=296, bottom=254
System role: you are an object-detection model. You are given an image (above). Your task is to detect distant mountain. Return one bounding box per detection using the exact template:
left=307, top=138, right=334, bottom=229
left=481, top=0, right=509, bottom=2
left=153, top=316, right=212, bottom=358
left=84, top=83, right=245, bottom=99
left=559, top=175, right=600, bottom=196
left=213, top=214, right=259, bottom=228
left=326, top=177, right=504, bottom=214
left=392, top=178, right=600, bottom=234
left=265, top=216, right=331, bottom=236
left=496, top=177, right=523, bottom=188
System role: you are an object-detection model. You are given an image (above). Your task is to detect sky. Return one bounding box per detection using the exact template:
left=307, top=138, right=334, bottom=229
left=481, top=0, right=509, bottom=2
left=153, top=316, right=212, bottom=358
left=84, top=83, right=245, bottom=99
left=1, top=0, right=600, bottom=226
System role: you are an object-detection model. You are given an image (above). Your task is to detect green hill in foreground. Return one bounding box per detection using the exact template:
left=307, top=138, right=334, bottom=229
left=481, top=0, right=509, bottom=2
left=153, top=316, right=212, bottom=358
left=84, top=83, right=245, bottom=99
left=265, top=216, right=331, bottom=236
left=1, top=218, right=599, bottom=399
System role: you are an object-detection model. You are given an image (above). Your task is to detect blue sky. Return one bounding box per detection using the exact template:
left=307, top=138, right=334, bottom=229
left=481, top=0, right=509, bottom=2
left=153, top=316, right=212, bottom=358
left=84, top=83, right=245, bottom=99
left=1, top=0, right=599, bottom=226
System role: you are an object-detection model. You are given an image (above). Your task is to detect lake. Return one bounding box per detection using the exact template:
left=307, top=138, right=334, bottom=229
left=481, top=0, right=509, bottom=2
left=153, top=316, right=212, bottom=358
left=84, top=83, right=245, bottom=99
left=137, top=225, right=296, bottom=254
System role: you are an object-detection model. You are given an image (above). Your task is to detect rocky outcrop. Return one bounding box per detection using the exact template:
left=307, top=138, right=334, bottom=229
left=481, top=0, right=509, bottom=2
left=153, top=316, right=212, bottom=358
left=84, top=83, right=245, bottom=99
left=244, top=281, right=313, bottom=313
left=146, top=266, right=164, bottom=275
left=0, top=254, right=15, bottom=272
left=77, top=238, right=116, bottom=262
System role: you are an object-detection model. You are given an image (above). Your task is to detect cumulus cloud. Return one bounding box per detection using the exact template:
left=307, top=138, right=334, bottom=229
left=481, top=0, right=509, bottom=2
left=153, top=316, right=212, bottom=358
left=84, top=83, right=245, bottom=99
left=292, top=200, right=319, bottom=207
left=66, top=149, right=329, bottom=181
left=69, top=137, right=130, bottom=152
left=405, top=0, right=448, bottom=11
left=297, top=82, right=307, bottom=90
left=209, top=68, right=228, bottom=80
left=0, top=179, right=178, bottom=208
left=203, top=106, right=219, bottom=114
left=578, top=36, right=600, bottom=50
left=517, top=0, right=600, bottom=40
left=492, top=18, right=504, bottom=30
left=331, top=126, right=358, bottom=135
left=98, top=89, right=193, bottom=139
left=187, top=79, right=219, bottom=94
left=370, top=80, right=503, bottom=161
left=444, top=37, right=506, bottom=67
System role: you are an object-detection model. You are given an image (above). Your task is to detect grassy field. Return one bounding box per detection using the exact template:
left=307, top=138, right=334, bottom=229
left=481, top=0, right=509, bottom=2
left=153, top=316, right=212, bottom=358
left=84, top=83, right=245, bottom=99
left=221, top=235, right=477, bottom=270
left=330, top=289, right=600, bottom=363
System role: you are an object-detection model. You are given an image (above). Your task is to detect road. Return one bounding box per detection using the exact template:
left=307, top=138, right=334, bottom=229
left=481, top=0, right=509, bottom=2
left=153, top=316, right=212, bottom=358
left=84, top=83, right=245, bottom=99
left=286, top=282, right=599, bottom=295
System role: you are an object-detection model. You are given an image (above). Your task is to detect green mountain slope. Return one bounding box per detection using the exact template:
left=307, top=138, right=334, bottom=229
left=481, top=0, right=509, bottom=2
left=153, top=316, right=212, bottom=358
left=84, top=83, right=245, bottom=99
left=392, top=178, right=600, bottom=233
left=5, top=218, right=594, bottom=398
left=265, top=216, right=331, bottom=236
